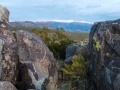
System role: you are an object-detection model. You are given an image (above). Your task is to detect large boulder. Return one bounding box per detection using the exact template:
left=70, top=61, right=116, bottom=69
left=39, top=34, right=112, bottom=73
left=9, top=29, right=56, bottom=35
left=0, top=5, right=58, bottom=90
left=89, top=19, right=120, bottom=90
left=15, top=30, right=58, bottom=90
left=0, top=5, right=18, bottom=85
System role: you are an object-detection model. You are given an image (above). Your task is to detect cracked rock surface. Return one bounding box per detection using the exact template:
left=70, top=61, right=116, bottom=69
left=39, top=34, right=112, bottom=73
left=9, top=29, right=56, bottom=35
left=89, top=19, right=120, bottom=90
left=0, top=5, right=57, bottom=90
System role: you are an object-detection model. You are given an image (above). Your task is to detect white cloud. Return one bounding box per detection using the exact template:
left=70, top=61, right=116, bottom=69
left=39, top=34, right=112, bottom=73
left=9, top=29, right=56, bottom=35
left=1, top=0, right=120, bottom=13
left=0, top=0, right=120, bottom=22
left=38, top=19, right=93, bottom=24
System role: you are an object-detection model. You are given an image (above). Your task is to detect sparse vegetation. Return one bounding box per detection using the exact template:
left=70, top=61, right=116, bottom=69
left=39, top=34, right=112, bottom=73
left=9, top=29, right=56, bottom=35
left=65, top=32, right=89, bottom=43
left=93, top=36, right=100, bottom=51
left=61, top=55, right=89, bottom=90
left=30, top=28, right=75, bottom=59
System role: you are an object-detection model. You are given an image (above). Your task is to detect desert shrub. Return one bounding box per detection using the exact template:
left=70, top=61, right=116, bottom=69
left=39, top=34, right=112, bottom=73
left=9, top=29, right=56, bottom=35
left=62, top=55, right=88, bottom=90
left=31, top=28, right=75, bottom=59
left=65, top=32, right=89, bottom=43
left=63, top=55, right=88, bottom=78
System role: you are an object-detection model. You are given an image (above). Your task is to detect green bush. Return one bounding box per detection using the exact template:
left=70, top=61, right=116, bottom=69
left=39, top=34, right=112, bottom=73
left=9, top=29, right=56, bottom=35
left=31, top=28, right=75, bottom=59
left=62, top=55, right=88, bottom=90
left=62, top=55, right=88, bottom=79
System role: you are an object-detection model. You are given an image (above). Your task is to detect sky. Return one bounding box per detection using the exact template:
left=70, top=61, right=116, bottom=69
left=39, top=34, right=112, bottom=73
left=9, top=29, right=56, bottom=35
left=0, top=0, right=120, bottom=23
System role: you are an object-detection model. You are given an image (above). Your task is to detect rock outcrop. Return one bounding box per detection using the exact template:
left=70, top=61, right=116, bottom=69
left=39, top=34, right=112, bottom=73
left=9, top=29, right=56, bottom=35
left=16, top=30, right=57, bottom=90
left=0, top=5, right=18, bottom=85
left=89, top=19, right=120, bottom=90
left=0, top=5, right=57, bottom=90
left=66, top=44, right=79, bottom=59
left=65, top=44, right=79, bottom=63
left=65, top=43, right=89, bottom=63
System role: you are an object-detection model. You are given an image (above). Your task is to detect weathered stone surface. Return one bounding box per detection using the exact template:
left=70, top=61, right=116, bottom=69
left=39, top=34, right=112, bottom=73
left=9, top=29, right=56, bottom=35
left=64, top=56, right=73, bottom=63
left=0, top=5, right=18, bottom=85
left=114, top=74, right=120, bottom=90
left=65, top=44, right=89, bottom=63
left=0, top=5, right=58, bottom=90
left=0, top=5, right=9, bottom=23
left=89, top=19, right=120, bottom=90
left=64, top=44, right=79, bottom=63
left=66, top=44, right=79, bottom=58
left=75, top=44, right=89, bottom=58
left=15, top=30, right=57, bottom=90
left=0, top=81, right=17, bottom=90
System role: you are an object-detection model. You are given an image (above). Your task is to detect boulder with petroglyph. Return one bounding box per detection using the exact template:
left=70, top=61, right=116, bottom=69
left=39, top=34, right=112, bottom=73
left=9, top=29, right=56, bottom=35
left=15, top=30, right=57, bottom=90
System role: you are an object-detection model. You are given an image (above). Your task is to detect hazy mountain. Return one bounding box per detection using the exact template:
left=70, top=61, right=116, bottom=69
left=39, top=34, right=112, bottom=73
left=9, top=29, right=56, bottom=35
left=9, top=21, right=55, bottom=29
left=9, top=20, right=93, bottom=32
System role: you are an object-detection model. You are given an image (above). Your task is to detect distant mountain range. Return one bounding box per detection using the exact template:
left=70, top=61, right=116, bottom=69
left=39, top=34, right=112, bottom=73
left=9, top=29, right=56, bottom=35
left=9, top=20, right=93, bottom=32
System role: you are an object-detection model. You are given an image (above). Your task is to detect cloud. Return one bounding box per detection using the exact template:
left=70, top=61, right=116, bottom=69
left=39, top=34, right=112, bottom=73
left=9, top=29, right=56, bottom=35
left=0, top=0, right=120, bottom=22
left=86, top=5, right=101, bottom=9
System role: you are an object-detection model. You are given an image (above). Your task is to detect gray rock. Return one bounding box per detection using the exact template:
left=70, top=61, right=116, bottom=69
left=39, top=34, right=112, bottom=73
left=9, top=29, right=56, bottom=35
left=114, top=74, right=120, bottom=90
left=15, top=30, right=58, bottom=90
left=89, top=19, right=120, bottom=90
left=64, top=56, right=73, bottom=63
left=75, top=44, right=89, bottom=58
left=65, top=44, right=89, bottom=63
left=0, top=81, right=17, bottom=90
left=66, top=44, right=79, bottom=58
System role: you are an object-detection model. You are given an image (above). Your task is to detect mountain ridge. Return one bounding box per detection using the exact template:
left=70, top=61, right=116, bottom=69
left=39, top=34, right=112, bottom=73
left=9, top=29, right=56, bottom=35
left=9, top=20, right=93, bottom=32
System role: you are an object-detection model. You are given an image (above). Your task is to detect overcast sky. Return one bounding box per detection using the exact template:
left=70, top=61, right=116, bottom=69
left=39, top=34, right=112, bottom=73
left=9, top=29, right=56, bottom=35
left=1, top=0, right=120, bottom=22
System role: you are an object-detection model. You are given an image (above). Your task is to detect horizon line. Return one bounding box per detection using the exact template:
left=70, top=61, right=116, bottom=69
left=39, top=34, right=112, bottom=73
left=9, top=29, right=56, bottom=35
left=9, top=19, right=94, bottom=24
